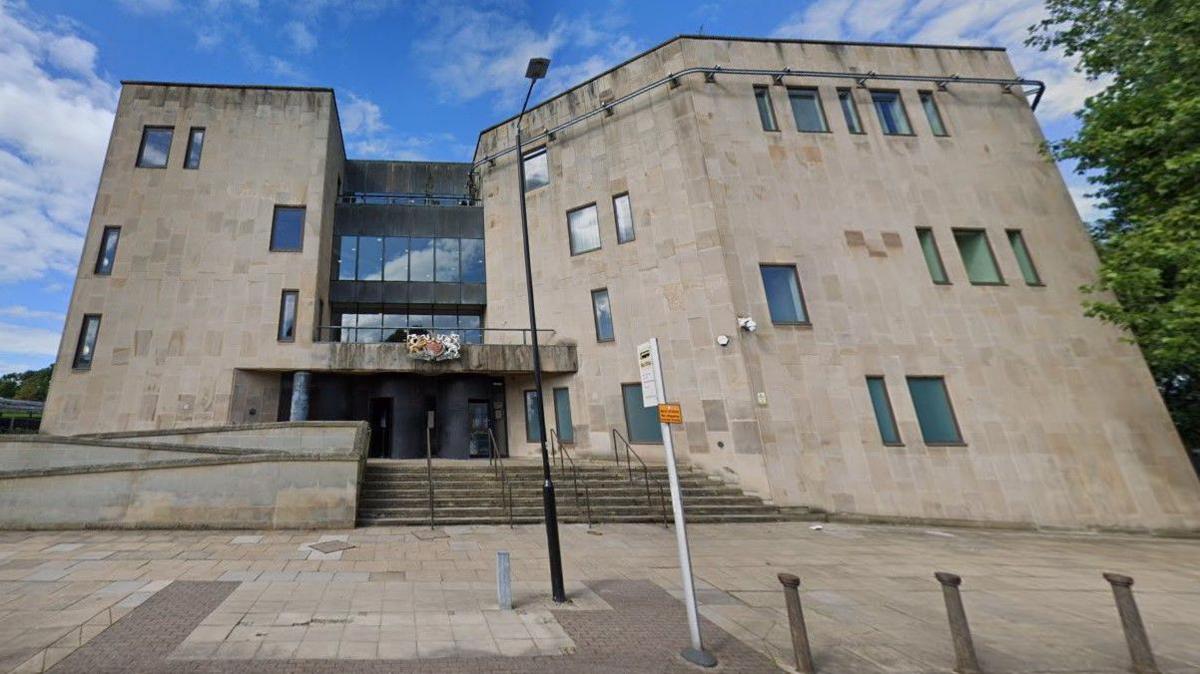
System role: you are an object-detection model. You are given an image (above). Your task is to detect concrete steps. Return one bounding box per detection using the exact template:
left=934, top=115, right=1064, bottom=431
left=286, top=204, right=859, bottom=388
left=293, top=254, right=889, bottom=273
left=356, top=459, right=806, bottom=526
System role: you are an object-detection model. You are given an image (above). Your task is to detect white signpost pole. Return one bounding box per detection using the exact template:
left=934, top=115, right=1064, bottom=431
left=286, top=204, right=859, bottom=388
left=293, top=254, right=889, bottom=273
left=639, top=338, right=716, bottom=668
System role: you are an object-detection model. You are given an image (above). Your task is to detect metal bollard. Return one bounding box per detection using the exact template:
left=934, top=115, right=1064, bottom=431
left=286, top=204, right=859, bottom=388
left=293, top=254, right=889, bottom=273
left=1102, top=573, right=1159, bottom=674
left=497, top=551, right=512, bottom=611
left=934, top=572, right=981, bottom=674
left=777, top=573, right=815, bottom=673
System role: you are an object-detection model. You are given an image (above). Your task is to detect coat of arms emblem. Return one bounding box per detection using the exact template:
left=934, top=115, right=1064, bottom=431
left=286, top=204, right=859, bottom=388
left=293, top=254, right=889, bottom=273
left=407, top=333, right=462, bottom=361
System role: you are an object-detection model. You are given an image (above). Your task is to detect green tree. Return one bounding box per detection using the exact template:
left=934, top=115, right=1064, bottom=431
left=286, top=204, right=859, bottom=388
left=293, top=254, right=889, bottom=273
left=0, top=366, right=53, bottom=402
left=1030, top=0, right=1200, bottom=448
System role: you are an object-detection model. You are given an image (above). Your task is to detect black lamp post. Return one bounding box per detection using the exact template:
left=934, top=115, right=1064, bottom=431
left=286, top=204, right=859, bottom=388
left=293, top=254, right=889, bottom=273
left=514, top=56, right=566, bottom=604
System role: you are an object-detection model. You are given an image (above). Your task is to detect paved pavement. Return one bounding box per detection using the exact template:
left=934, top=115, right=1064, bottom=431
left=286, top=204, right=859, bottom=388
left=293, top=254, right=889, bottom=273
left=1, top=522, right=1198, bottom=673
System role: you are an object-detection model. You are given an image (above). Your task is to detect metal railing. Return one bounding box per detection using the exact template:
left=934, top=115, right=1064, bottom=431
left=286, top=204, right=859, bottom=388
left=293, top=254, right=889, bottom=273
left=316, top=325, right=554, bottom=345
left=611, top=428, right=669, bottom=528
left=338, top=192, right=479, bottom=207
left=487, top=428, right=514, bottom=528
left=550, top=430, right=593, bottom=527
left=425, top=422, right=435, bottom=529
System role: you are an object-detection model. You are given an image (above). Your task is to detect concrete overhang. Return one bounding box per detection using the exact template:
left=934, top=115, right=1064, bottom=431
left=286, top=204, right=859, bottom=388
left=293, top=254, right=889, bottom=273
left=312, top=343, right=577, bottom=374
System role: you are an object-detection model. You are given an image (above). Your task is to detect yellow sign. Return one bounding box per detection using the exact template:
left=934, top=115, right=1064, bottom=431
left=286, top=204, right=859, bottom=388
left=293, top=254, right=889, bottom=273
left=658, top=403, right=683, bottom=424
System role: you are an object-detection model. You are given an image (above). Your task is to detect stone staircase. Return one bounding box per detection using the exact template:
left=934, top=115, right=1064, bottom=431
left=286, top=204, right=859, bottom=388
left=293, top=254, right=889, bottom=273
left=356, top=459, right=798, bottom=526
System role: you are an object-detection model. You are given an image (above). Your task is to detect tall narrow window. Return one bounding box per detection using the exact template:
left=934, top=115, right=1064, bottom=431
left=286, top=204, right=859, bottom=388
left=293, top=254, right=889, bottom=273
left=183, top=127, right=205, bottom=168
left=621, top=383, right=663, bottom=444
left=435, top=238, right=460, bottom=282
left=787, top=87, right=829, bottom=132
left=567, top=204, right=601, bottom=255
left=72, top=314, right=101, bottom=370
left=871, top=91, right=913, bottom=135
left=759, top=265, right=809, bottom=325
left=523, top=148, right=549, bottom=191
left=553, top=387, right=574, bottom=443
left=270, top=206, right=305, bottom=251
left=278, top=290, right=298, bottom=342
left=906, top=377, right=963, bottom=445
left=409, top=237, right=435, bottom=282
left=919, top=92, right=948, bottom=136
left=837, top=89, right=864, bottom=134
left=383, top=236, right=409, bottom=281
left=524, top=389, right=544, bottom=442
left=591, top=288, right=614, bottom=342
left=753, top=85, right=779, bottom=131
left=1006, top=230, right=1043, bottom=286
left=94, top=227, right=121, bottom=275
left=613, top=193, right=635, bottom=243
left=460, top=238, right=485, bottom=283
left=136, top=126, right=172, bottom=168
left=953, top=229, right=1004, bottom=285
left=866, top=376, right=902, bottom=445
left=337, top=236, right=358, bottom=280
left=916, top=228, right=950, bottom=284
left=357, top=236, right=383, bottom=281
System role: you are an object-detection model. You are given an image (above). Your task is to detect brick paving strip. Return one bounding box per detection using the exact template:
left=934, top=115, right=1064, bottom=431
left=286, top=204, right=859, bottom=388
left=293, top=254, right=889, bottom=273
left=48, top=579, right=781, bottom=673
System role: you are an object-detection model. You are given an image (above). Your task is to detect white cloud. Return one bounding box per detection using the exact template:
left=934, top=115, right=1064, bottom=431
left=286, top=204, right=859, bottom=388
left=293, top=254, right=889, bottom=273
left=117, top=0, right=178, bottom=14
left=283, top=20, right=316, bottom=53
left=341, top=93, right=386, bottom=136
left=1068, top=183, right=1106, bottom=225
left=0, top=306, right=65, bottom=322
left=0, top=320, right=61, bottom=357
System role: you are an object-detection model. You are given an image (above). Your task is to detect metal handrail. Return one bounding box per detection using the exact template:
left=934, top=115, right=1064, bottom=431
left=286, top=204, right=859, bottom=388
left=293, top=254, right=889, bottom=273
left=611, top=428, right=669, bottom=528
left=425, top=424, right=435, bottom=529
left=338, top=191, right=479, bottom=206
left=487, top=428, right=514, bottom=529
left=550, top=430, right=592, bottom=528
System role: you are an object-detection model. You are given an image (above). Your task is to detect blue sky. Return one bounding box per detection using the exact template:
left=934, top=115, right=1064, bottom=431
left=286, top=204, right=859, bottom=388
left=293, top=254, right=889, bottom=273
left=0, top=0, right=1103, bottom=375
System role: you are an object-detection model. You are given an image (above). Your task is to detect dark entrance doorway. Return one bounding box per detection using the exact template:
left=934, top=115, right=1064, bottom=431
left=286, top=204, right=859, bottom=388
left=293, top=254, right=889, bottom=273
left=368, top=397, right=392, bottom=458
left=467, top=400, right=491, bottom=458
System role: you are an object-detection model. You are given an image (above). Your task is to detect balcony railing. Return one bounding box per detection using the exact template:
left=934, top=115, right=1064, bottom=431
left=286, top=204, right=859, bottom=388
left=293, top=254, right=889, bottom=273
left=337, top=192, right=479, bottom=207
left=315, top=326, right=553, bottom=345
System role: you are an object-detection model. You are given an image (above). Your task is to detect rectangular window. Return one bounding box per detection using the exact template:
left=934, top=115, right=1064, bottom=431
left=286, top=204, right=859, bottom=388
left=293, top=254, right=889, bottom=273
left=72, top=314, right=101, bottom=370
left=916, top=228, right=950, bottom=284
left=460, top=238, right=485, bottom=283
left=382, top=313, right=406, bottom=343
left=866, top=376, right=902, bottom=445
left=183, top=127, right=205, bottom=168
left=270, top=206, right=305, bottom=252
left=523, top=148, right=549, bottom=191
left=434, top=237, right=460, bottom=282
left=753, top=85, right=779, bottom=131
left=136, top=126, right=172, bottom=168
left=94, top=226, right=121, bottom=275
left=337, top=236, right=358, bottom=281
left=953, top=229, right=1004, bottom=285
left=278, top=290, right=298, bottom=342
left=613, top=193, right=635, bottom=244
left=787, top=87, right=829, bottom=132
left=919, top=92, right=948, bottom=136
left=759, top=265, right=809, bottom=325
left=409, top=237, right=435, bottom=282
left=567, top=203, right=601, bottom=255
left=1006, top=230, right=1043, bottom=286
left=591, top=288, right=614, bottom=342
left=460, top=314, right=482, bottom=344
left=357, top=236, right=383, bottom=281
left=838, top=88, right=864, bottom=134
left=906, top=376, right=963, bottom=445
left=871, top=91, right=913, bottom=135
left=524, top=389, right=544, bottom=443
left=621, top=383, right=663, bottom=444
left=553, top=387, right=574, bottom=443
left=383, top=236, right=409, bottom=281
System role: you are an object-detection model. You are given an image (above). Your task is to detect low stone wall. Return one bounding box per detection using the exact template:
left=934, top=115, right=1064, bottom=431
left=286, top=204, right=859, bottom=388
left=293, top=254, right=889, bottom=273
left=0, top=422, right=367, bottom=529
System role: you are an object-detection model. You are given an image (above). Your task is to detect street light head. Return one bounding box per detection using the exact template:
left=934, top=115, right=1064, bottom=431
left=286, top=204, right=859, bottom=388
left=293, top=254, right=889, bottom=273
left=525, top=57, right=550, bottom=80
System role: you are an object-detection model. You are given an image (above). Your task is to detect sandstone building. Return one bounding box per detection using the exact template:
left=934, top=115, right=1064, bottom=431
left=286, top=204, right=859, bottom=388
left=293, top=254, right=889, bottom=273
left=42, top=35, right=1200, bottom=531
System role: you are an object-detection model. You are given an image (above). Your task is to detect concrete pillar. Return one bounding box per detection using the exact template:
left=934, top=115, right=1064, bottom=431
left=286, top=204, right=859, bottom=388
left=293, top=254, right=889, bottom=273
left=290, top=371, right=311, bottom=421
left=935, top=572, right=981, bottom=674
left=1103, top=573, right=1159, bottom=674
left=777, top=573, right=815, bottom=673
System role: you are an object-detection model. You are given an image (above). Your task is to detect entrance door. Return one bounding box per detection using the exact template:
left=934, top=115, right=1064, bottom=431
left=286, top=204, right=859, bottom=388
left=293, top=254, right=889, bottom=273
left=368, top=397, right=393, bottom=458
left=467, top=400, right=491, bottom=458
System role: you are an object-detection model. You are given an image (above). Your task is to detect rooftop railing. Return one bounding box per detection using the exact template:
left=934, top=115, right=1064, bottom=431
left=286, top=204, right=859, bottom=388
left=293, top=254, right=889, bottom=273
left=337, top=192, right=479, bottom=207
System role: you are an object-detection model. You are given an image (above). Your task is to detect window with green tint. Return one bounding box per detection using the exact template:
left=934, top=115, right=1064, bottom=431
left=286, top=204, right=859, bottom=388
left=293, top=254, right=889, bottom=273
left=953, top=229, right=1003, bottom=285
left=524, top=390, right=543, bottom=443
left=787, top=87, right=829, bottom=132
left=838, top=88, right=864, bottom=134
left=553, top=387, right=574, bottom=443
left=621, top=383, right=663, bottom=444
left=919, top=92, right=948, bottom=136
left=870, top=91, right=913, bottom=135
left=1006, top=230, right=1042, bottom=286
left=866, top=376, right=902, bottom=445
left=906, top=377, right=963, bottom=445
left=754, top=85, right=779, bottom=131
left=916, top=228, right=949, bottom=284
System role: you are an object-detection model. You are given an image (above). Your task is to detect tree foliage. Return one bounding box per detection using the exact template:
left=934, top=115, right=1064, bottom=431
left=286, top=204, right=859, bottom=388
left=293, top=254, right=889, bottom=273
left=1030, top=0, right=1200, bottom=447
left=0, top=366, right=53, bottom=402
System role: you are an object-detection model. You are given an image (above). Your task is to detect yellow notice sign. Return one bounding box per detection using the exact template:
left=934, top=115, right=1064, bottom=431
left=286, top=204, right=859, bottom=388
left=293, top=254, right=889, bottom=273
left=657, top=403, right=683, bottom=424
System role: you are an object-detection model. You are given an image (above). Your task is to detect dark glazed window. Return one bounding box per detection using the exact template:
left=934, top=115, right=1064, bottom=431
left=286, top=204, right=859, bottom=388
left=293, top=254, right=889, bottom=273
left=906, top=376, right=964, bottom=445
left=1007, top=230, right=1043, bottom=286
left=409, top=237, right=435, bottom=282
left=524, top=389, right=544, bottom=443
left=136, top=127, right=172, bottom=168
left=613, top=193, right=635, bottom=244
left=621, top=383, right=663, bottom=444
left=94, top=227, right=121, bottom=275
left=270, top=206, right=305, bottom=252
left=838, top=89, right=864, bottom=134
left=72, top=314, right=101, bottom=370
left=523, top=148, right=549, bottom=191
left=916, top=228, right=950, bottom=284
left=759, top=265, right=809, bottom=325
left=553, top=387, right=574, bottom=443
left=787, top=87, right=829, bottom=132
left=866, top=376, right=902, bottom=445
left=567, top=204, right=601, bottom=255
left=435, top=238, right=460, bottom=282
left=753, top=85, right=779, bottom=131
left=337, top=236, right=358, bottom=281
left=919, top=92, right=948, bottom=136
left=278, top=290, right=298, bottom=342
left=461, top=239, right=485, bottom=283
left=953, top=229, right=1004, bottom=285
left=357, top=236, right=383, bottom=281
left=871, top=91, right=913, bottom=135
left=183, top=127, right=205, bottom=168
left=384, top=236, right=408, bottom=281
left=591, top=288, right=614, bottom=342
